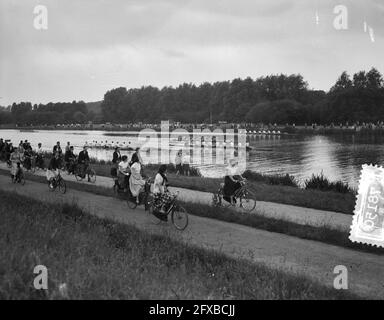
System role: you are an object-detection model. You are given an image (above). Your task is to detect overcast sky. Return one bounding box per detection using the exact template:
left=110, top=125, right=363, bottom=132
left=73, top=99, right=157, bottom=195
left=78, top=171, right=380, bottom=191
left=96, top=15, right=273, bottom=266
left=0, top=0, right=383, bottom=105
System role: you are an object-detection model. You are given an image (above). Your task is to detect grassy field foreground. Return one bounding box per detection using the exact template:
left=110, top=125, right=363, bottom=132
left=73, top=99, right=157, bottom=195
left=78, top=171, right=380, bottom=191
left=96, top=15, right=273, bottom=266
left=0, top=190, right=359, bottom=300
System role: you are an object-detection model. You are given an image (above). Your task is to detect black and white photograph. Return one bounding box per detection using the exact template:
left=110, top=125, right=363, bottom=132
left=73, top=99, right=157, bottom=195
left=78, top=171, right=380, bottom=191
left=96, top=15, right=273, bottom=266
left=0, top=0, right=384, bottom=305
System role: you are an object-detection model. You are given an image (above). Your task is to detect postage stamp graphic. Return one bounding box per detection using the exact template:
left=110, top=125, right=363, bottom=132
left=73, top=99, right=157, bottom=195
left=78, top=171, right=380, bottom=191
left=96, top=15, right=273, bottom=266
left=350, top=164, right=384, bottom=248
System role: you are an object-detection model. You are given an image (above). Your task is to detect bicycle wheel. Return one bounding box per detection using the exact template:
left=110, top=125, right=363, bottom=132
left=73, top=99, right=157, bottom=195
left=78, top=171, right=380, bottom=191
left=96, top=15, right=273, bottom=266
left=87, top=169, right=96, bottom=183
left=241, top=197, right=256, bottom=212
left=211, top=193, right=220, bottom=207
left=48, top=180, right=55, bottom=192
left=148, top=204, right=162, bottom=225
left=75, top=168, right=83, bottom=181
left=171, top=205, right=188, bottom=230
left=127, top=195, right=137, bottom=209
left=58, top=178, right=66, bottom=194
left=221, top=194, right=233, bottom=208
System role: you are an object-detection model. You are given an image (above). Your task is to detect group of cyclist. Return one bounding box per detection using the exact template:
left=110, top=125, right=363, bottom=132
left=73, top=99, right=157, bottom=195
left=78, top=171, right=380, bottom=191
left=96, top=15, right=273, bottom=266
left=47, top=143, right=91, bottom=187
left=0, top=138, right=44, bottom=182
left=112, top=146, right=245, bottom=215
left=113, top=147, right=146, bottom=200
left=112, top=147, right=172, bottom=219
left=0, top=138, right=92, bottom=186
left=1, top=137, right=245, bottom=211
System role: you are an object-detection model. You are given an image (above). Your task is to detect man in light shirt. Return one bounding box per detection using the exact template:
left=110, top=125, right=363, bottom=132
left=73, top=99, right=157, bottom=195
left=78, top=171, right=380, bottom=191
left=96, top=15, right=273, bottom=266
left=36, top=143, right=44, bottom=169
left=118, top=155, right=130, bottom=191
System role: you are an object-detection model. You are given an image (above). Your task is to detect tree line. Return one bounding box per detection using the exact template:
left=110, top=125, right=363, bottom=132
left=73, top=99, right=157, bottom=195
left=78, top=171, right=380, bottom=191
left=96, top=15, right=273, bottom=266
left=0, top=101, right=95, bottom=126
left=1, top=68, right=383, bottom=126
left=100, top=69, right=384, bottom=125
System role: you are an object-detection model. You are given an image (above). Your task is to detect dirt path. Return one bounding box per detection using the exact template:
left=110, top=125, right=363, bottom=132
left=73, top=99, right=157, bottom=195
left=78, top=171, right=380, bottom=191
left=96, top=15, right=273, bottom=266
left=0, top=163, right=352, bottom=231
left=0, top=175, right=383, bottom=299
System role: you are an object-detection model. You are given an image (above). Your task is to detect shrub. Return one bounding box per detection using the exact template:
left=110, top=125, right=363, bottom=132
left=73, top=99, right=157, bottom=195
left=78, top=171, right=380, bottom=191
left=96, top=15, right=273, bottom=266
left=304, top=172, right=354, bottom=194
left=144, top=163, right=201, bottom=177
left=243, top=170, right=298, bottom=187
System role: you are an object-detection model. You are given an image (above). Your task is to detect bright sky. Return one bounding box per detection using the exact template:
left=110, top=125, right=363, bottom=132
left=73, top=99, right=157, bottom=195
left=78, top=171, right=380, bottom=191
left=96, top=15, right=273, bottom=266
left=0, top=0, right=383, bottom=106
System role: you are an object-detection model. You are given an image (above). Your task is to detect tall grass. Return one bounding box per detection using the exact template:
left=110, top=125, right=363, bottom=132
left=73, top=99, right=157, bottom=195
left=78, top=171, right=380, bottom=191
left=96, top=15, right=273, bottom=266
left=0, top=190, right=359, bottom=300
left=243, top=170, right=298, bottom=187
left=304, top=172, right=355, bottom=194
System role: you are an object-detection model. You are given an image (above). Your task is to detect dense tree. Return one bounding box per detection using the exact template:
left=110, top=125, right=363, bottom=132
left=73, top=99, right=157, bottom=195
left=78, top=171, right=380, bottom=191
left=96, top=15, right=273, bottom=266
left=2, top=101, right=93, bottom=125
left=2, top=69, right=384, bottom=126
left=366, top=68, right=383, bottom=89
left=330, top=72, right=352, bottom=93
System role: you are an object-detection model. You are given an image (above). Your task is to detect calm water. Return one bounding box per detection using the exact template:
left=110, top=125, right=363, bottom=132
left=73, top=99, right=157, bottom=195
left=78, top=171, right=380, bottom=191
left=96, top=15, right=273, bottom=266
left=1, top=129, right=382, bottom=188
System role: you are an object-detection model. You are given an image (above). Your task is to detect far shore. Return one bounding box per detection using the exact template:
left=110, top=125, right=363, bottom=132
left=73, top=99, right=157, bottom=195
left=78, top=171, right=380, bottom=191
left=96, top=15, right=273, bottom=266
left=3, top=124, right=384, bottom=136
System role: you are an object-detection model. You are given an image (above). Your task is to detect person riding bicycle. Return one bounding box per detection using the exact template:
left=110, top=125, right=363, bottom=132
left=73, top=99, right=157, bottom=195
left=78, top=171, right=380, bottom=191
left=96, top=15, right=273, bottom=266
left=77, top=146, right=90, bottom=180
left=223, top=158, right=245, bottom=204
left=36, top=143, right=44, bottom=169
left=5, top=142, right=13, bottom=165
left=65, top=142, right=71, bottom=153
left=53, top=141, right=63, bottom=168
left=0, top=138, right=4, bottom=161
left=129, top=152, right=146, bottom=204
left=130, top=147, right=143, bottom=166
left=153, top=164, right=170, bottom=220
left=47, top=152, right=61, bottom=188
left=10, top=149, right=22, bottom=182
left=112, top=147, right=121, bottom=168
left=64, top=146, right=76, bottom=174
left=23, top=144, right=33, bottom=171
left=118, top=155, right=130, bottom=191
left=53, top=141, right=62, bottom=156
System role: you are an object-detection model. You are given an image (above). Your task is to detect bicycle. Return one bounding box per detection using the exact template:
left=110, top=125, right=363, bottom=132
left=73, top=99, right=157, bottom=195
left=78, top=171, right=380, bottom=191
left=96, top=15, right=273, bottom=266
left=212, top=180, right=256, bottom=213
left=74, top=161, right=96, bottom=183
left=35, top=154, right=45, bottom=170
left=11, top=170, right=25, bottom=185
left=126, top=179, right=152, bottom=210
left=149, top=188, right=189, bottom=231
left=48, top=171, right=67, bottom=194
left=65, top=158, right=77, bottom=175
left=23, top=155, right=36, bottom=173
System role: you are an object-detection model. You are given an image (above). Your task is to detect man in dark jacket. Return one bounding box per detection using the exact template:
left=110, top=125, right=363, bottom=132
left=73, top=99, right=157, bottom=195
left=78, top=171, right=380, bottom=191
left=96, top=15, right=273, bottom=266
left=78, top=146, right=90, bottom=179
left=64, top=146, right=76, bottom=174
left=112, top=147, right=121, bottom=166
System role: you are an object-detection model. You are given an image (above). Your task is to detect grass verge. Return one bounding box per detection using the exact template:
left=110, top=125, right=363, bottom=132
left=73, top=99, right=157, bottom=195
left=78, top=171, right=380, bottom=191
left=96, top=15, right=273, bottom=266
left=0, top=190, right=360, bottom=300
